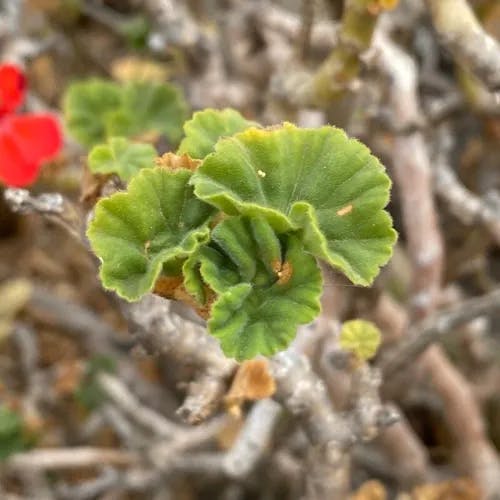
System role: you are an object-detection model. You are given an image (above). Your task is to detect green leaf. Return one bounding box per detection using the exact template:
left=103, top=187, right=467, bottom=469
left=192, top=123, right=397, bottom=285
left=178, top=108, right=257, bottom=159
left=182, top=250, right=207, bottom=304
left=106, top=81, right=188, bottom=144
left=63, top=79, right=122, bottom=147
left=0, top=406, right=29, bottom=460
left=88, top=137, right=157, bottom=181
left=87, top=167, right=216, bottom=301
left=339, top=319, right=382, bottom=361
left=197, top=217, right=322, bottom=360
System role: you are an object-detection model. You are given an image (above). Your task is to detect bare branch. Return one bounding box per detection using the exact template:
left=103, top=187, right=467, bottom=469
left=223, top=399, right=281, bottom=479
left=4, top=189, right=84, bottom=243
left=375, top=29, right=500, bottom=497
left=381, top=287, right=500, bottom=377
left=28, top=286, right=118, bottom=353
left=97, top=373, right=180, bottom=438
left=426, top=0, right=500, bottom=92
left=6, top=448, right=138, bottom=471
left=433, top=127, right=500, bottom=245
left=375, top=31, right=444, bottom=319
left=271, top=350, right=396, bottom=500
left=125, top=294, right=236, bottom=423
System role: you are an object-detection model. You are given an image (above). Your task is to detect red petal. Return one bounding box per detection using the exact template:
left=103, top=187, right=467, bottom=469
left=0, top=64, right=26, bottom=117
left=0, top=114, right=62, bottom=187
left=7, top=114, right=62, bottom=164
left=0, top=129, right=39, bottom=186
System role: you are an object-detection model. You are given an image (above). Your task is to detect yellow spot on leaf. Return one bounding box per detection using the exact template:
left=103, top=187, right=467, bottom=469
left=257, top=169, right=266, bottom=178
left=337, top=204, right=353, bottom=216
left=272, top=260, right=293, bottom=285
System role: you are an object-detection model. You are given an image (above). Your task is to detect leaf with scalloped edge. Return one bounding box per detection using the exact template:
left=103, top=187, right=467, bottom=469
left=196, top=216, right=322, bottom=360
left=192, top=123, right=397, bottom=286
left=178, top=108, right=257, bottom=159
left=88, top=137, right=156, bottom=181
left=87, top=167, right=215, bottom=301
left=105, top=81, right=188, bottom=144
left=339, top=319, right=381, bottom=361
left=63, top=79, right=122, bottom=147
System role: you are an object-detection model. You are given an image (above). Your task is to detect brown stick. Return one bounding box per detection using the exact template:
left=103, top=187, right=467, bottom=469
left=125, top=294, right=236, bottom=424
left=6, top=448, right=138, bottom=471
left=426, top=0, right=500, bottom=92
left=382, top=287, right=500, bottom=377
left=376, top=31, right=500, bottom=498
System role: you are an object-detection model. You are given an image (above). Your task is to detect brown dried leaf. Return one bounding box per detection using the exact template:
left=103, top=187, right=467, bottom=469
left=225, top=359, right=276, bottom=417
left=216, top=416, right=244, bottom=450
left=350, top=480, right=387, bottom=500
left=155, top=152, right=202, bottom=172
left=80, top=167, right=111, bottom=208
left=153, top=276, right=213, bottom=320
left=367, top=0, right=399, bottom=15
left=411, top=478, right=481, bottom=500
left=53, top=359, right=85, bottom=396
left=111, top=56, right=169, bottom=83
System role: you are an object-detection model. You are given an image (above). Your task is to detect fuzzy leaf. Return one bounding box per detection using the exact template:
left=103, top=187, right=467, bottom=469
left=182, top=251, right=206, bottom=304
left=197, top=217, right=322, bottom=360
left=178, top=108, right=256, bottom=159
left=105, top=81, right=187, bottom=143
left=339, top=319, right=382, bottom=361
left=63, top=79, right=122, bottom=147
left=192, top=123, right=397, bottom=285
left=87, top=167, right=215, bottom=301
left=88, top=137, right=156, bottom=181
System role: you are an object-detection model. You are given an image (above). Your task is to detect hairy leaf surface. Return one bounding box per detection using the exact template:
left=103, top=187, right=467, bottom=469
left=88, top=137, right=156, bottom=181
left=178, top=108, right=256, bottom=159
left=87, top=167, right=215, bottom=301
left=196, top=217, right=322, bottom=360
left=192, top=123, right=397, bottom=285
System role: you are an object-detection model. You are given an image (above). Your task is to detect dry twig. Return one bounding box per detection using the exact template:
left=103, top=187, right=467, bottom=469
left=376, top=30, right=500, bottom=498
left=426, top=0, right=500, bottom=92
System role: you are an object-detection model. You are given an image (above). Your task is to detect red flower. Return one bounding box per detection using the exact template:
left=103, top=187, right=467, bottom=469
left=0, top=64, right=62, bottom=187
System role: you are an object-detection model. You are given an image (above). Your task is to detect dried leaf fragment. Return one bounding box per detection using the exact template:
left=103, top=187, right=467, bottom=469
left=350, top=480, right=387, bottom=500
left=53, top=359, right=85, bottom=396
left=111, top=56, right=168, bottom=83
left=225, top=359, right=276, bottom=417
left=411, top=478, right=481, bottom=500
left=155, top=152, right=202, bottom=172
left=367, top=0, right=399, bottom=15
left=272, top=259, right=294, bottom=285
left=153, top=275, right=212, bottom=319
